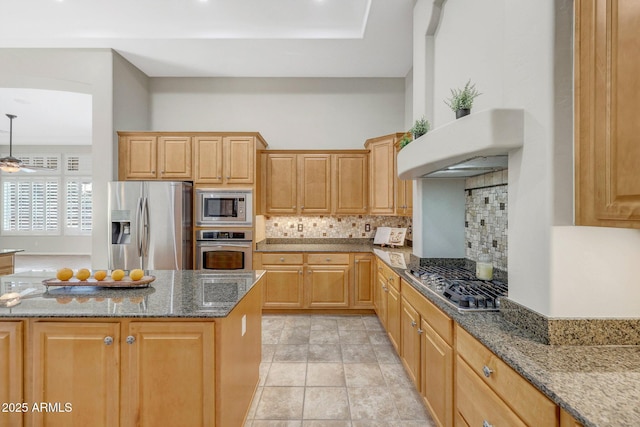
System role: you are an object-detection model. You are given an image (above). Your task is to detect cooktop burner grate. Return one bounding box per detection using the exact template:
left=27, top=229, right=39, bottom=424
left=406, top=266, right=508, bottom=312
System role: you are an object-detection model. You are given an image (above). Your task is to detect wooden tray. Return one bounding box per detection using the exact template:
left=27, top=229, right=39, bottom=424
left=42, top=275, right=155, bottom=289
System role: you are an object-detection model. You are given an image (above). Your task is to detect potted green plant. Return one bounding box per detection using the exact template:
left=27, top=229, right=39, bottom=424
left=410, top=116, right=430, bottom=139
left=444, top=79, right=481, bottom=119
left=398, top=133, right=412, bottom=149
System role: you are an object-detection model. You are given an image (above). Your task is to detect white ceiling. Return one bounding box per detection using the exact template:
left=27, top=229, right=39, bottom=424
left=0, top=0, right=414, bottom=78
left=0, top=0, right=414, bottom=147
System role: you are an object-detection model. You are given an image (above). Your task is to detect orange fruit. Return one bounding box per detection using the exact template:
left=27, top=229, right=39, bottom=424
left=56, top=268, right=73, bottom=281
left=129, top=269, right=144, bottom=281
left=75, top=268, right=91, bottom=281
left=93, top=270, right=107, bottom=281
left=111, top=269, right=125, bottom=281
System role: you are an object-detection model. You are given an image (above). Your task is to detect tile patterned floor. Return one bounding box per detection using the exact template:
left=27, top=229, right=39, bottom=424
left=245, top=314, right=436, bottom=427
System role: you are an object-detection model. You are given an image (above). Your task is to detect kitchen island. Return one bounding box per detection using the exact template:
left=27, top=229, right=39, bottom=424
left=0, top=269, right=264, bottom=427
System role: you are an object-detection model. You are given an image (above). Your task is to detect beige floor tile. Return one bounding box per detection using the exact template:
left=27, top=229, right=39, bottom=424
left=379, top=364, right=414, bottom=388
left=273, top=344, right=309, bottom=362
left=341, top=344, right=378, bottom=363
left=308, top=344, right=342, bottom=362
left=303, top=387, right=350, bottom=420
left=343, top=364, right=386, bottom=387
left=367, top=331, right=392, bottom=346
left=252, top=421, right=303, bottom=427
left=260, top=362, right=271, bottom=386
left=284, top=315, right=311, bottom=329
left=337, top=317, right=366, bottom=330
left=263, top=344, right=277, bottom=362
left=347, top=387, right=399, bottom=421
left=263, top=328, right=283, bottom=345
left=362, top=316, right=384, bottom=332
left=306, top=363, right=345, bottom=386
left=372, top=344, right=401, bottom=364
left=247, top=386, right=263, bottom=420
left=302, top=421, right=351, bottom=427
left=310, top=316, right=339, bottom=331
left=309, top=329, right=341, bottom=344
left=266, top=363, right=307, bottom=386
left=338, top=329, right=370, bottom=344
left=280, top=327, right=311, bottom=344
left=388, top=385, right=432, bottom=421
left=255, top=387, right=305, bottom=420
left=263, top=316, right=287, bottom=331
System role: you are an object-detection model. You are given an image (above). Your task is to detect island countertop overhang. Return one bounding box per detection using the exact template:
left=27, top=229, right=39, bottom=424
left=0, top=270, right=266, bottom=318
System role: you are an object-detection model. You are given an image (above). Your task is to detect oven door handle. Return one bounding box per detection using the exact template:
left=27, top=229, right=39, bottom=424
left=199, top=243, right=252, bottom=249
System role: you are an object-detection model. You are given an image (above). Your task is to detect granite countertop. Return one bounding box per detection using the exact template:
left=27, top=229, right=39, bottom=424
left=258, top=239, right=639, bottom=427
left=0, top=270, right=265, bottom=318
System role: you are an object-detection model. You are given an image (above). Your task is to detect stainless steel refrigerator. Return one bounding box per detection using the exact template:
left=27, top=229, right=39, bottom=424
left=108, top=181, right=192, bottom=270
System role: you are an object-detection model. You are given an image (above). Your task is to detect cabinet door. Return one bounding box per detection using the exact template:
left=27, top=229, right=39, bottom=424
left=400, top=298, right=421, bottom=389
left=29, top=322, right=120, bottom=427
left=0, top=321, right=22, bottom=427
left=575, top=0, right=640, bottom=228
left=224, top=136, right=254, bottom=184
left=262, top=266, right=304, bottom=308
left=306, top=265, right=350, bottom=308
left=421, top=319, right=453, bottom=427
left=368, top=139, right=395, bottom=214
left=266, top=153, right=298, bottom=214
left=0, top=253, right=14, bottom=276
left=375, top=271, right=388, bottom=328
left=122, top=322, right=215, bottom=427
left=121, top=135, right=157, bottom=179
left=298, top=154, right=331, bottom=214
left=353, top=254, right=374, bottom=308
left=386, top=284, right=401, bottom=352
left=157, top=136, right=192, bottom=179
left=334, top=153, right=368, bottom=214
left=193, top=136, right=223, bottom=183
left=397, top=179, right=413, bottom=217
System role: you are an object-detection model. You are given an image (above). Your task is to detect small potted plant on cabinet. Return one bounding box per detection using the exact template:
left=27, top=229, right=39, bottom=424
left=410, top=116, right=431, bottom=139
left=399, top=133, right=412, bottom=149
left=444, top=79, right=481, bottom=119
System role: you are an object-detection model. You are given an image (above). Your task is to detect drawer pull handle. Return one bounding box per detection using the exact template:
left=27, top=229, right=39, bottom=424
left=411, top=321, right=417, bottom=327
left=104, top=336, right=113, bottom=345
left=126, top=336, right=136, bottom=345
left=483, top=366, right=494, bottom=378
left=483, top=421, right=494, bottom=427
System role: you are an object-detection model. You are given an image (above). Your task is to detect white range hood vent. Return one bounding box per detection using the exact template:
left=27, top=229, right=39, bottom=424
left=397, top=108, right=524, bottom=179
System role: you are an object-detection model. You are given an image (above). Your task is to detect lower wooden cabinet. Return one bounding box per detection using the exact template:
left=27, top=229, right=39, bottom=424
left=258, top=253, right=372, bottom=310
left=0, top=321, right=23, bottom=427
left=400, top=296, right=421, bottom=388
left=0, top=253, right=16, bottom=276
left=386, top=282, right=401, bottom=353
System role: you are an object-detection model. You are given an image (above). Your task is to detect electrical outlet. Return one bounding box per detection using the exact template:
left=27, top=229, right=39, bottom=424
left=298, top=224, right=303, bottom=232
left=365, top=223, right=371, bottom=232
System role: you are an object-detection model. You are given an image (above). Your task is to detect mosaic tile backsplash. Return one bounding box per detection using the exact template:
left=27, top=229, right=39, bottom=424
left=465, top=170, right=508, bottom=271
left=264, top=215, right=412, bottom=241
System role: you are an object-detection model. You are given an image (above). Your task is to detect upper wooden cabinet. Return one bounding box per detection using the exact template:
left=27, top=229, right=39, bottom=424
left=263, top=151, right=368, bottom=215
left=365, top=133, right=411, bottom=216
left=119, top=135, right=191, bottom=180
left=118, top=132, right=267, bottom=184
left=333, top=153, right=368, bottom=214
left=575, top=0, right=640, bottom=228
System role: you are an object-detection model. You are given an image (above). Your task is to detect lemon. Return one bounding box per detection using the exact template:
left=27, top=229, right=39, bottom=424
left=76, top=268, right=91, bottom=281
left=56, top=268, right=73, bottom=281
left=93, top=270, right=107, bottom=281
left=129, top=269, right=144, bottom=281
left=111, top=269, right=125, bottom=281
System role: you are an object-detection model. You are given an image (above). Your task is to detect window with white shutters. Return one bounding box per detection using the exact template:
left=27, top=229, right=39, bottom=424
left=1, top=152, right=92, bottom=236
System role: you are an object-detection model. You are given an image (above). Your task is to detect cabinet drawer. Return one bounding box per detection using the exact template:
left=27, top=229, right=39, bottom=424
left=402, top=280, right=452, bottom=345
left=306, top=253, right=349, bottom=265
left=456, top=356, right=527, bottom=427
left=378, top=261, right=400, bottom=291
left=261, top=253, right=303, bottom=265
left=0, top=255, right=14, bottom=269
left=456, top=325, right=558, bottom=427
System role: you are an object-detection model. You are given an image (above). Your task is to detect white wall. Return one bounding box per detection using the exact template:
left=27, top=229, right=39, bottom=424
left=149, top=78, right=405, bottom=149
left=0, top=49, right=114, bottom=264
left=414, top=0, right=640, bottom=318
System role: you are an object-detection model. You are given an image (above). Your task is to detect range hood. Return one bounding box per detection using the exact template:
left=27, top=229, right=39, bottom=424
left=397, top=108, right=524, bottom=179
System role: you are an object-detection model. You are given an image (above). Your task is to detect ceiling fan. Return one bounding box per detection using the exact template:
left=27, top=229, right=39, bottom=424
left=1, top=114, right=53, bottom=173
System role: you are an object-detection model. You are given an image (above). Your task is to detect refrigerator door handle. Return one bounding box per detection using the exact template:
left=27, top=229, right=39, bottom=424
left=136, top=197, right=144, bottom=258
left=142, top=197, right=151, bottom=259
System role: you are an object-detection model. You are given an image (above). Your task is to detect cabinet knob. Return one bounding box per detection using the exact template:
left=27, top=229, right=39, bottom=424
left=151, top=170, right=155, bottom=174
left=161, top=170, right=165, bottom=174
left=482, top=365, right=494, bottom=378
left=126, top=335, right=136, bottom=345
left=104, top=336, right=113, bottom=346
left=217, top=176, right=222, bottom=179
left=325, top=258, right=331, bottom=262
left=299, top=270, right=302, bottom=274
left=483, top=421, right=494, bottom=427
left=355, top=260, right=359, bottom=264
left=411, top=321, right=417, bottom=327
left=417, top=328, right=424, bottom=335
left=280, top=257, right=285, bottom=262
left=301, top=206, right=305, bottom=209
left=226, top=176, right=230, bottom=179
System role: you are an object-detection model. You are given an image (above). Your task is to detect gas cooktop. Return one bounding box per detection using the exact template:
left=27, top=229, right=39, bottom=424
left=405, top=265, right=508, bottom=313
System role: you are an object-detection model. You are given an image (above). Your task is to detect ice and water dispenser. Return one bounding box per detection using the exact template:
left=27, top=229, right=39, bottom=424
left=111, top=210, right=131, bottom=244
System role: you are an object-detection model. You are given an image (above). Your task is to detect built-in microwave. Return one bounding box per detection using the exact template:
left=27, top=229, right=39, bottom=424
left=195, top=189, right=252, bottom=226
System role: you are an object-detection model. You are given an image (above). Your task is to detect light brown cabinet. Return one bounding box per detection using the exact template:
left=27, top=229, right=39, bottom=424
left=257, top=253, right=369, bottom=310
left=119, top=134, right=192, bottom=180
left=0, top=321, right=23, bottom=427
left=456, top=324, right=557, bottom=427
left=575, top=0, right=640, bottom=228
left=375, top=259, right=401, bottom=352
left=194, top=135, right=257, bottom=185
left=0, top=252, right=16, bottom=276
left=333, top=153, right=368, bottom=214
left=400, top=295, right=421, bottom=387
left=263, top=151, right=368, bottom=215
